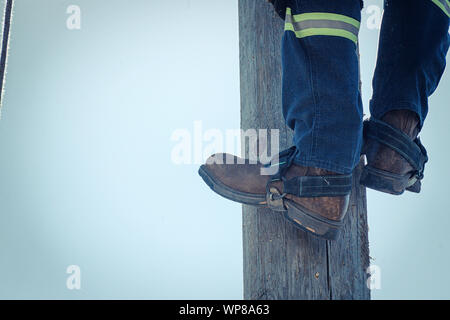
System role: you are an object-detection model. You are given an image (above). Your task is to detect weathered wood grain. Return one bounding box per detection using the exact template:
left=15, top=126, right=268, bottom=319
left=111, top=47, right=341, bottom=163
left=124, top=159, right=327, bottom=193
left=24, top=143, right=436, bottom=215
left=239, top=0, right=370, bottom=300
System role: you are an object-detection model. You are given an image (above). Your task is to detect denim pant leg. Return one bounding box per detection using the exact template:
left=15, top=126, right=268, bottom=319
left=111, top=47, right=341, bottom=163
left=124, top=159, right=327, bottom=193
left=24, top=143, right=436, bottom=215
left=282, top=0, right=364, bottom=175
left=370, top=0, right=450, bottom=128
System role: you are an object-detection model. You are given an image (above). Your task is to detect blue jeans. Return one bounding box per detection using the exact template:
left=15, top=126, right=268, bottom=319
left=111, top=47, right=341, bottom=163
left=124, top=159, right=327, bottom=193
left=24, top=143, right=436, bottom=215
left=282, top=0, right=450, bottom=174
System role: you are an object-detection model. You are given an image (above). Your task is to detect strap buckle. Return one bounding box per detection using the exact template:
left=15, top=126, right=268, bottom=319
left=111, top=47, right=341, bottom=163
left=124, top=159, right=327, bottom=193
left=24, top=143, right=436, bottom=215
left=266, top=182, right=287, bottom=212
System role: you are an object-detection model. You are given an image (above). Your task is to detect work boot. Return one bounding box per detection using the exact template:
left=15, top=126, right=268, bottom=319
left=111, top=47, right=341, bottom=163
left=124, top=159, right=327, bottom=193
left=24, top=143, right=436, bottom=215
left=198, top=147, right=352, bottom=240
left=361, top=110, right=428, bottom=195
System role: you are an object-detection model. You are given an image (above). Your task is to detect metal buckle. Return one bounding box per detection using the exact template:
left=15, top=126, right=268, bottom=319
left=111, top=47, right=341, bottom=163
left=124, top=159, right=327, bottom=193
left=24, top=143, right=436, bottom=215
left=407, top=170, right=423, bottom=188
left=416, top=171, right=424, bottom=180
left=406, top=176, right=418, bottom=188
left=266, top=187, right=287, bottom=212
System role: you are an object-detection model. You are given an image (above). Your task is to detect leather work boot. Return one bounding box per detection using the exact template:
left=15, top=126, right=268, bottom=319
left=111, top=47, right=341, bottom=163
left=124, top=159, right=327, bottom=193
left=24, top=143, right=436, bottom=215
left=361, top=110, right=428, bottom=195
left=198, top=147, right=352, bottom=240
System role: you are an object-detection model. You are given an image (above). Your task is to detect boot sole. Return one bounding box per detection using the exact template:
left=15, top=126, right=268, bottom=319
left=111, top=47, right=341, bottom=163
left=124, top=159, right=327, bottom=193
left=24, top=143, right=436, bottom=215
left=199, top=165, right=343, bottom=240
left=360, top=165, right=420, bottom=195
left=198, top=165, right=267, bottom=206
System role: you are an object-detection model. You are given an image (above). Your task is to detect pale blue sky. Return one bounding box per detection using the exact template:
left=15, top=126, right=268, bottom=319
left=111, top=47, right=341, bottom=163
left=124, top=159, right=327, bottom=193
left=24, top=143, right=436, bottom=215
left=0, top=0, right=448, bottom=299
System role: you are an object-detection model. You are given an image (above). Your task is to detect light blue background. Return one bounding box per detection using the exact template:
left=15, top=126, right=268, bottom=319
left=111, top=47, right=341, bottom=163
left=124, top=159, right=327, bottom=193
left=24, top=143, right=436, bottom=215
left=0, top=0, right=448, bottom=299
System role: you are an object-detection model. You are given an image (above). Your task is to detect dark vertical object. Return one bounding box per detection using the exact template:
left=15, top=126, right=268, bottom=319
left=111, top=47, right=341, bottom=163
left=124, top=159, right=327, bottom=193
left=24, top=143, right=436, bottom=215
left=0, top=0, right=13, bottom=110
left=239, top=0, right=370, bottom=300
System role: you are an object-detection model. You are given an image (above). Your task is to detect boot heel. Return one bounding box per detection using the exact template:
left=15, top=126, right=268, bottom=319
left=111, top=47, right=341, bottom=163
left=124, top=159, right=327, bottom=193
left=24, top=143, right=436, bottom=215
left=284, top=201, right=343, bottom=241
left=360, top=165, right=409, bottom=195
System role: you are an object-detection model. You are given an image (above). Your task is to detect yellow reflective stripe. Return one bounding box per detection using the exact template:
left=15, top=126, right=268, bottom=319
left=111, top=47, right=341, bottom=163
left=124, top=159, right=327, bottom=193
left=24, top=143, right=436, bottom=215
left=284, top=8, right=360, bottom=44
left=285, top=24, right=358, bottom=44
left=290, top=12, right=360, bottom=29
left=431, top=0, right=450, bottom=17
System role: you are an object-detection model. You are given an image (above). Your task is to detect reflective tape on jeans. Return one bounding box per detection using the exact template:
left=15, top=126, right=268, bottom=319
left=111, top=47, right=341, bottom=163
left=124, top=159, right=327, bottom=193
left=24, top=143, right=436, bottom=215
left=284, top=8, right=360, bottom=44
left=431, top=0, right=450, bottom=17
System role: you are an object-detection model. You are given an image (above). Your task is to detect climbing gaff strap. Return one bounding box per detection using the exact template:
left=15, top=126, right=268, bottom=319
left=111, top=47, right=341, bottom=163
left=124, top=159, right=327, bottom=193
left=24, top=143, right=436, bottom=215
left=431, top=0, right=450, bottom=17
left=265, top=146, right=353, bottom=212
left=264, top=146, right=298, bottom=211
left=284, top=7, right=361, bottom=44
left=0, top=0, right=13, bottom=112
left=363, top=118, right=429, bottom=182
left=283, top=174, right=353, bottom=198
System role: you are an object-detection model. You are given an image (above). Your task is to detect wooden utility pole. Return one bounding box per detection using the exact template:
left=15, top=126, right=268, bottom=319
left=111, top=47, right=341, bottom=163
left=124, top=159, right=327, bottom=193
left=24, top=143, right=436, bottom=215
left=239, top=0, right=370, bottom=300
